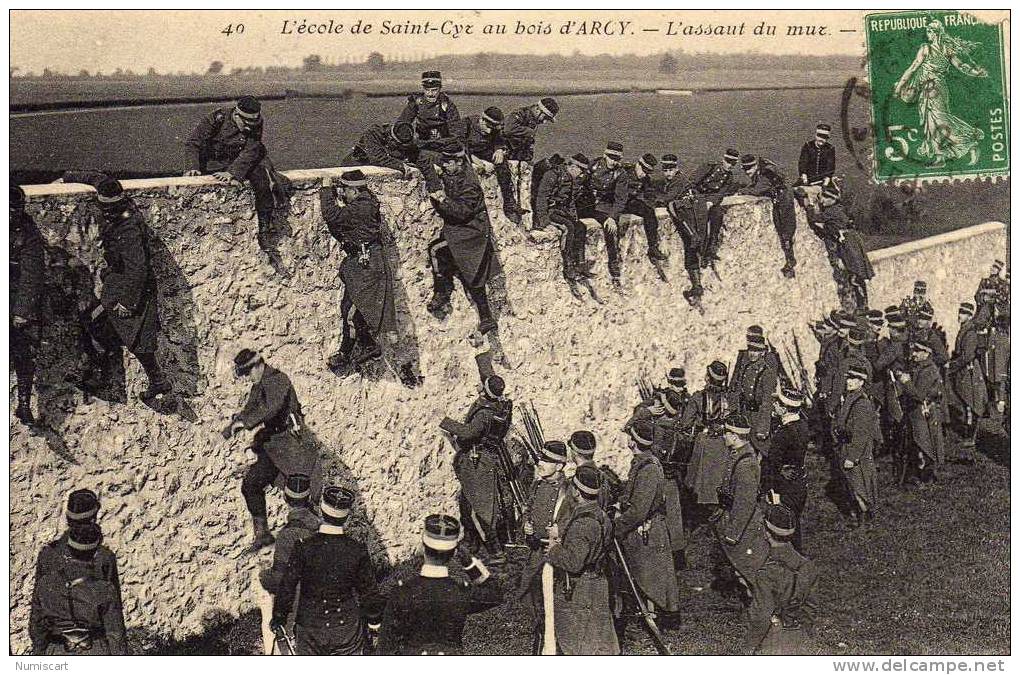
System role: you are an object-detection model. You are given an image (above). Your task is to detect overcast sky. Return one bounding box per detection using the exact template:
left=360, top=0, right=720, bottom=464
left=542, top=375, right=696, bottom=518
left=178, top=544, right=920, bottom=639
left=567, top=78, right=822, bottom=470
left=10, top=10, right=877, bottom=74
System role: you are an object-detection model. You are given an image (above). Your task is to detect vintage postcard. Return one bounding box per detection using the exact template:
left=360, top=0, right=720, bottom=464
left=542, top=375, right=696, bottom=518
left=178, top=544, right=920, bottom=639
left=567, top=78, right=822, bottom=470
left=7, top=8, right=1011, bottom=664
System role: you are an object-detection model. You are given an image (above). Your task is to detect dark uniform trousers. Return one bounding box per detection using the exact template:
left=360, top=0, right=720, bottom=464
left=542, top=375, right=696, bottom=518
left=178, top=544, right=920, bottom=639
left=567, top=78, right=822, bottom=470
left=428, top=235, right=495, bottom=321
left=621, top=199, right=662, bottom=258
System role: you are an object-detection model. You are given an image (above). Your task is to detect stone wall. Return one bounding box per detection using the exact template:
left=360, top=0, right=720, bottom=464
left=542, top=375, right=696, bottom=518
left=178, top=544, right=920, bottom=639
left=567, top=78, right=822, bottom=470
left=8, top=165, right=1007, bottom=653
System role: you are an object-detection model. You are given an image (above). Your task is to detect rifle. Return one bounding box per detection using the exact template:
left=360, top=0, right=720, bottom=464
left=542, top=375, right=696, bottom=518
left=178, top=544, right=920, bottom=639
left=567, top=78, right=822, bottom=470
left=612, top=538, right=672, bottom=655
left=495, top=440, right=528, bottom=525
left=514, top=401, right=545, bottom=465
left=272, top=625, right=297, bottom=655
left=637, top=374, right=656, bottom=402
left=791, top=332, right=816, bottom=407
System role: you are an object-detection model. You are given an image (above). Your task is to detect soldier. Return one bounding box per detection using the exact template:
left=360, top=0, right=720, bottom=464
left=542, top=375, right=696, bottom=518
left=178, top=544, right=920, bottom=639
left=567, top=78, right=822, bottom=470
left=529, top=152, right=564, bottom=217
left=655, top=386, right=692, bottom=571
left=745, top=503, right=818, bottom=655
left=440, top=352, right=514, bottom=562
left=811, top=185, right=873, bottom=310
left=738, top=154, right=799, bottom=278
left=977, top=259, right=1007, bottom=297
left=342, top=121, right=418, bottom=176
left=763, top=387, right=810, bottom=552
left=661, top=157, right=714, bottom=306
left=896, top=340, right=945, bottom=483
left=378, top=514, right=502, bottom=655
left=579, top=141, right=627, bottom=290
left=730, top=330, right=779, bottom=452
left=874, top=308, right=911, bottom=462
left=544, top=465, right=619, bottom=655
left=912, top=304, right=950, bottom=367
left=833, top=361, right=881, bottom=527
left=983, top=307, right=1011, bottom=425
left=612, top=153, right=669, bottom=264
left=58, top=170, right=170, bottom=405
left=686, top=148, right=744, bottom=265
left=713, top=414, right=769, bottom=602
left=613, top=419, right=681, bottom=618
left=900, top=280, right=929, bottom=329
left=318, top=172, right=398, bottom=374
left=503, top=97, right=559, bottom=163
left=516, top=440, right=572, bottom=654
left=534, top=153, right=593, bottom=283
left=223, top=349, right=321, bottom=553
left=452, top=106, right=522, bottom=223
left=10, top=184, right=45, bottom=424
left=255, top=474, right=319, bottom=654
left=794, top=122, right=836, bottom=212
left=184, top=96, right=288, bottom=254
left=425, top=141, right=503, bottom=335
left=397, top=71, right=460, bottom=154
left=271, top=487, right=381, bottom=655
left=684, top=361, right=732, bottom=522
left=29, top=523, right=128, bottom=655
left=566, top=430, right=622, bottom=511
left=948, top=302, right=989, bottom=463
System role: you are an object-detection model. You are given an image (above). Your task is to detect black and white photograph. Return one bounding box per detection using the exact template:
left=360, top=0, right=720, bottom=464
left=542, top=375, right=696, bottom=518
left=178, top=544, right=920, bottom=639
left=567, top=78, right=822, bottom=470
left=6, top=8, right=1012, bottom=663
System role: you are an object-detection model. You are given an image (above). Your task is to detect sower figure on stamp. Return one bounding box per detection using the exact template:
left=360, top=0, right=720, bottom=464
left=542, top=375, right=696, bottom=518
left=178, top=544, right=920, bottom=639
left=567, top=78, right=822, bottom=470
left=441, top=352, right=514, bottom=564
left=711, top=414, right=768, bottom=605
left=613, top=153, right=670, bottom=266
left=341, top=121, right=419, bottom=177
left=426, top=140, right=503, bottom=336
left=318, top=172, right=401, bottom=377
left=745, top=503, right=818, bottom=655
left=544, top=465, right=620, bottom=656
left=10, top=184, right=45, bottom=425
left=272, top=487, right=382, bottom=656
left=613, top=419, right=681, bottom=622
left=578, top=141, right=627, bottom=291
left=58, top=170, right=171, bottom=407
left=29, top=523, right=128, bottom=655
left=378, top=514, right=503, bottom=656
left=948, top=302, right=988, bottom=463
left=763, top=387, right=810, bottom=552
left=254, top=474, right=319, bottom=655
left=515, top=440, right=573, bottom=655
left=184, top=96, right=289, bottom=258
left=223, top=349, right=321, bottom=554
left=737, top=154, right=798, bottom=278
left=534, top=153, right=594, bottom=285
left=793, top=122, right=836, bottom=210
left=452, top=106, right=521, bottom=224
left=833, top=361, right=881, bottom=528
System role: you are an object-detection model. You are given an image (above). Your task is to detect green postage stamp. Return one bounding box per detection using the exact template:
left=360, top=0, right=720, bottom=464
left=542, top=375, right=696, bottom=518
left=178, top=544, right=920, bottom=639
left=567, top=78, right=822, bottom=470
left=865, top=10, right=1009, bottom=181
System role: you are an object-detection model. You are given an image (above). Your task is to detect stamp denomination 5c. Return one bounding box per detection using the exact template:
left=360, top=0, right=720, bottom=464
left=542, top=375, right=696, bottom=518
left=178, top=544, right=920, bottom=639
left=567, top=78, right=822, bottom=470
left=865, top=10, right=1009, bottom=181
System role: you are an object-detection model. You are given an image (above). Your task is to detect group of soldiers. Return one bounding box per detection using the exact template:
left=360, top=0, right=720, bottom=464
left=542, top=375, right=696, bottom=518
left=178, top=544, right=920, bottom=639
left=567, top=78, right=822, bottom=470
left=15, top=70, right=1010, bottom=656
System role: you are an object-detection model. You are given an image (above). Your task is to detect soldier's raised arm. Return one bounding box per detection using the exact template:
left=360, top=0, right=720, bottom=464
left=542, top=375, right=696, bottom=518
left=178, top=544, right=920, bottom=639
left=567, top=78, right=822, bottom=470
left=432, top=179, right=484, bottom=222
left=236, top=372, right=289, bottom=430
left=225, top=133, right=266, bottom=182
left=395, top=94, right=418, bottom=126
left=184, top=110, right=221, bottom=173
left=358, top=127, right=408, bottom=173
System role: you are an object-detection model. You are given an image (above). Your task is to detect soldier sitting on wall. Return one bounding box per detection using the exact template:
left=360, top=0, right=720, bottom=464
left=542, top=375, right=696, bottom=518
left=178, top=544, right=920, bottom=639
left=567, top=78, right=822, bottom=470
left=184, top=96, right=290, bottom=260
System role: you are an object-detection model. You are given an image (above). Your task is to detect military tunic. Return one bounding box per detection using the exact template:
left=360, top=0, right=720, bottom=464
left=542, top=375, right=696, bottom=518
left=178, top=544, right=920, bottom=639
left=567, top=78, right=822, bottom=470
left=62, top=171, right=160, bottom=355
left=651, top=410, right=688, bottom=552
left=429, top=165, right=502, bottom=289
left=446, top=395, right=514, bottom=533
left=378, top=565, right=502, bottom=655
left=10, top=211, right=45, bottom=397
left=273, top=527, right=380, bottom=655
left=319, top=187, right=397, bottom=336
left=797, top=141, right=836, bottom=185
left=611, top=164, right=662, bottom=255
left=685, top=387, right=732, bottom=505
left=739, top=160, right=798, bottom=243
left=746, top=542, right=818, bottom=655
left=730, top=354, right=779, bottom=446
left=343, top=123, right=418, bottom=173
left=900, top=360, right=945, bottom=466
left=545, top=500, right=619, bottom=655
left=503, top=106, right=544, bottom=162
left=833, top=389, right=881, bottom=509
left=762, top=416, right=810, bottom=518
left=713, top=444, right=768, bottom=582
left=615, top=452, right=680, bottom=612
left=259, top=506, right=320, bottom=594
left=29, top=556, right=128, bottom=655
left=948, top=320, right=990, bottom=417
left=451, top=114, right=520, bottom=217
left=396, top=92, right=460, bottom=149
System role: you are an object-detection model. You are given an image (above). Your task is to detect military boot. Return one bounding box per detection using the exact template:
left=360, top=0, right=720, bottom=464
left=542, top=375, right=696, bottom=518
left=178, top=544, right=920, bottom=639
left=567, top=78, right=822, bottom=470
left=245, top=517, right=275, bottom=554
left=427, top=293, right=453, bottom=320
left=682, top=268, right=704, bottom=304
left=327, top=346, right=355, bottom=373
left=648, top=246, right=669, bottom=262
left=15, top=391, right=34, bottom=425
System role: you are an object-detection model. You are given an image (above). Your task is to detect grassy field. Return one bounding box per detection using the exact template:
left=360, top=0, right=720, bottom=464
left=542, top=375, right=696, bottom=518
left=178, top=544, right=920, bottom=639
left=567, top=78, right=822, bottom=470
left=136, top=418, right=1009, bottom=655
left=9, top=88, right=1009, bottom=245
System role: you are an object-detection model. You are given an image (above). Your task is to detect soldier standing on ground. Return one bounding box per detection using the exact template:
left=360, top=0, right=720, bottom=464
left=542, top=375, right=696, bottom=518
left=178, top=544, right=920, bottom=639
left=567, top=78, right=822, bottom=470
left=10, top=184, right=45, bottom=424
left=58, top=170, right=171, bottom=407
left=223, top=349, right=321, bottom=554
left=897, top=340, right=946, bottom=484
left=534, top=153, right=593, bottom=284
left=318, top=172, right=399, bottom=376
left=272, top=487, right=381, bottom=655
left=948, top=302, right=989, bottom=462
left=425, top=141, right=503, bottom=336
left=342, top=121, right=419, bottom=177
left=737, top=154, right=798, bottom=278
left=184, top=96, right=288, bottom=257
left=729, top=330, right=779, bottom=453
left=874, top=308, right=911, bottom=463
left=544, top=465, right=620, bottom=655
left=29, top=523, right=128, bottom=655
left=684, top=361, right=732, bottom=524
left=440, top=352, right=514, bottom=563
left=900, top=280, right=929, bottom=329
left=613, top=419, right=681, bottom=619
left=378, top=514, right=503, bottom=655
left=762, top=387, right=810, bottom=552
left=832, top=362, right=881, bottom=528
